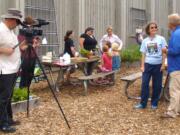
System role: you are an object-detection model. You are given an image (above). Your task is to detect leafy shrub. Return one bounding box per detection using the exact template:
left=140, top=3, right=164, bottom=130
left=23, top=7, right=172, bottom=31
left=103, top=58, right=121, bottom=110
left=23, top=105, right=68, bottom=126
left=12, top=88, right=30, bottom=102
left=120, top=45, right=141, bottom=62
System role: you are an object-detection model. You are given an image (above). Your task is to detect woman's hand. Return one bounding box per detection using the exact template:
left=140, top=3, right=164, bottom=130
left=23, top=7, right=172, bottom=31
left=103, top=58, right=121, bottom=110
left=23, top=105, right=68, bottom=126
left=141, top=53, right=145, bottom=72
left=160, top=64, right=165, bottom=71
left=140, top=65, right=145, bottom=72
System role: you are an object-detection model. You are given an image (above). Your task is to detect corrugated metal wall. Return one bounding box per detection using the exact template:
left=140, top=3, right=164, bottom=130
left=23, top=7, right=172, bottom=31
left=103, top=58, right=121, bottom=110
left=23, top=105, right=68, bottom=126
left=0, top=0, right=177, bottom=54
left=125, top=0, right=148, bottom=45
left=24, top=0, right=59, bottom=56
left=172, top=0, right=180, bottom=13
left=54, top=0, right=116, bottom=52
left=154, top=0, right=170, bottom=40
left=83, top=0, right=116, bottom=41
left=54, top=0, right=78, bottom=53
left=0, top=0, right=15, bottom=16
left=0, top=0, right=24, bottom=20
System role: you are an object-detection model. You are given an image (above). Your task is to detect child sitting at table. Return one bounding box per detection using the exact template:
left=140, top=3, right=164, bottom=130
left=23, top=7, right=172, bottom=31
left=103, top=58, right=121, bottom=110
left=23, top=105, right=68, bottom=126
left=112, top=43, right=121, bottom=71
left=91, top=44, right=112, bottom=84
left=98, top=44, right=112, bottom=72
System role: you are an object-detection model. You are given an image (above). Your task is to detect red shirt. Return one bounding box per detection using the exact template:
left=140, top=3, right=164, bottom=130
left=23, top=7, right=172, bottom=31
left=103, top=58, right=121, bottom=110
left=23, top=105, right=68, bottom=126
left=102, top=52, right=112, bottom=71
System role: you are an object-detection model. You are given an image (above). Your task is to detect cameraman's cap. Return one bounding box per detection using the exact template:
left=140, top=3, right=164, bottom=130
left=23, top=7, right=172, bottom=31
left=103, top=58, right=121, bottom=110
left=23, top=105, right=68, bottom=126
left=1, top=8, right=22, bottom=22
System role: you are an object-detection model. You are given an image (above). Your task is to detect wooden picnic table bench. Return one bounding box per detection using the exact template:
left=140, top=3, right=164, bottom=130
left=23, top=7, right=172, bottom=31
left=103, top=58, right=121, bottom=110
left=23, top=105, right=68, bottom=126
left=42, top=57, right=100, bottom=92
left=120, top=72, right=142, bottom=99
left=78, top=70, right=117, bottom=95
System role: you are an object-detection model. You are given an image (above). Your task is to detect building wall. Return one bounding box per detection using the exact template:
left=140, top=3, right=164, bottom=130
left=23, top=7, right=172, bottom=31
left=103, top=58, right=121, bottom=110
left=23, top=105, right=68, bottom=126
left=172, top=0, right=180, bottom=13
left=55, top=0, right=116, bottom=52
left=0, top=0, right=24, bottom=19
left=124, top=0, right=148, bottom=45
left=0, top=0, right=16, bottom=16
left=154, top=0, right=170, bottom=40
left=0, top=0, right=176, bottom=54
left=54, top=0, right=78, bottom=52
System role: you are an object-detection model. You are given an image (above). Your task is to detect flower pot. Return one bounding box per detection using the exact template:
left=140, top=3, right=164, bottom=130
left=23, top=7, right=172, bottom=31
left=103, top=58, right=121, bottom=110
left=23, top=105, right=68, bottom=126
left=12, top=96, right=40, bottom=114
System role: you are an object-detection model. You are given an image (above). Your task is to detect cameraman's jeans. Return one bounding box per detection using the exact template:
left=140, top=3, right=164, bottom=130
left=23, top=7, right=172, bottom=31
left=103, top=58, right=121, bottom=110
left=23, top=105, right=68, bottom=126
left=0, top=73, right=17, bottom=125
left=20, top=57, right=36, bottom=88
left=140, top=63, right=162, bottom=107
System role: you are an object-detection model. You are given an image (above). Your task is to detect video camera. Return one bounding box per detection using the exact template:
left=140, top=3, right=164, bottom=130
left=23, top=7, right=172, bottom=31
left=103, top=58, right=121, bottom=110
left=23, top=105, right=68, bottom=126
left=19, top=19, right=49, bottom=44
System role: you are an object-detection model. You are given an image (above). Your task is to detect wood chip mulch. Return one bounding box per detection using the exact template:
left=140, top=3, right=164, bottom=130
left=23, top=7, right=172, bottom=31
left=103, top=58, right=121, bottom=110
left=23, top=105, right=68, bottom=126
left=7, top=66, right=180, bottom=135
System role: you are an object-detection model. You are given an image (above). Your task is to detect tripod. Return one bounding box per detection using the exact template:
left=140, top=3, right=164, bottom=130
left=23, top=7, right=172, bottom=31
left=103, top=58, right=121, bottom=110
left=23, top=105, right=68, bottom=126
left=20, top=44, right=71, bottom=129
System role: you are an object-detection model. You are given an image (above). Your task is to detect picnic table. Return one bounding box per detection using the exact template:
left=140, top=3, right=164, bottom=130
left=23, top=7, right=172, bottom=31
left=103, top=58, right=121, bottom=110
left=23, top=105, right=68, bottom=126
left=42, top=56, right=100, bottom=91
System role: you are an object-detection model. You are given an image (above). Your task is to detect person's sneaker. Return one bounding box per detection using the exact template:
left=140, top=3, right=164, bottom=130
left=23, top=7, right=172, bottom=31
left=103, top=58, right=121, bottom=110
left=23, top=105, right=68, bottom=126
left=9, top=120, right=21, bottom=126
left=161, top=112, right=175, bottom=119
left=134, top=103, right=145, bottom=109
left=151, top=105, right=158, bottom=110
left=0, top=125, right=16, bottom=133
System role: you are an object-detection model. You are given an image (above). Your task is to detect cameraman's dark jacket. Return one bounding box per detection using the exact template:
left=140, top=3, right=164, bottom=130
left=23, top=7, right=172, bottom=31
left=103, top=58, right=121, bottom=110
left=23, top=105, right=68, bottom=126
left=18, top=35, right=37, bottom=58
left=18, top=35, right=37, bottom=88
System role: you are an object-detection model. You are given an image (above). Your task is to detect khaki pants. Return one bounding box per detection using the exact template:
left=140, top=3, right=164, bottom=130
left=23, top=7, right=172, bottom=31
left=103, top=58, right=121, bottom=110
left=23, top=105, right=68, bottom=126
left=167, top=71, right=180, bottom=117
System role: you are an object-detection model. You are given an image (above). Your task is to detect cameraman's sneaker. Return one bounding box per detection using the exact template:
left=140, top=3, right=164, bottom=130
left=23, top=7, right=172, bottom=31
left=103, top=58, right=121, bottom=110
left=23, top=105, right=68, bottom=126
left=134, top=103, right=145, bottom=109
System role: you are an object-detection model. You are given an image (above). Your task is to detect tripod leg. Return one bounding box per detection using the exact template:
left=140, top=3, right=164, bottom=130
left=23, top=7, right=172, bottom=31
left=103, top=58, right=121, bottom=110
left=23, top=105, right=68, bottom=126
left=27, top=86, right=30, bottom=117
left=48, top=66, right=60, bottom=92
left=31, top=47, right=71, bottom=129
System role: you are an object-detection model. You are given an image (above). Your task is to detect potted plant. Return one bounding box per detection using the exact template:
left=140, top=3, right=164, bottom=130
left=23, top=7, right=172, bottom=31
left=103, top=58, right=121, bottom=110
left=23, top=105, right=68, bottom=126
left=12, top=88, right=40, bottom=113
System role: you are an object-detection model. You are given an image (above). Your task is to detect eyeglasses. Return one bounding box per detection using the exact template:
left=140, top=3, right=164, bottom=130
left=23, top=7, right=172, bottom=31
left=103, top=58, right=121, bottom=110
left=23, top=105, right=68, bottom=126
left=150, top=26, right=157, bottom=30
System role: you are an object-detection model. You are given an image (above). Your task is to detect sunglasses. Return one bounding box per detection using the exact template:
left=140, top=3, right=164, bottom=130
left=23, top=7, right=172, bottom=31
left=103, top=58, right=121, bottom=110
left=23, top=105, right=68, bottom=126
left=150, top=26, right=158, bottom=29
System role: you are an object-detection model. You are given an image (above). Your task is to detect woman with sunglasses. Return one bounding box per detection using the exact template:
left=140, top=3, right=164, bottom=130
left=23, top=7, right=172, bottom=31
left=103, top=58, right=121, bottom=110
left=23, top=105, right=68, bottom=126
left=134, top=22, right=167, bottom=109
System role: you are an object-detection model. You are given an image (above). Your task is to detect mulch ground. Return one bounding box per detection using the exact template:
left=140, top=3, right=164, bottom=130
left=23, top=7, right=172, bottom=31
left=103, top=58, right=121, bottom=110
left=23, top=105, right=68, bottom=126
left=6, top=66, right=180, bottom=135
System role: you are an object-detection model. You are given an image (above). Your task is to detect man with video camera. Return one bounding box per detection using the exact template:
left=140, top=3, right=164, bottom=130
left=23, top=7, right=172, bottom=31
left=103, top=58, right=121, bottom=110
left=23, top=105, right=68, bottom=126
left=18, top=16, right=41, bottom=89
left=0, top=8, right=27, bottom=133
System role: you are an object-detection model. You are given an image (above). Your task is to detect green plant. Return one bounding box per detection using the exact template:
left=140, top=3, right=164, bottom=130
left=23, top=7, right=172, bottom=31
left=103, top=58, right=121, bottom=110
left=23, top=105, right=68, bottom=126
left=79, top=48, right=91, bottom=57
left=12, top=88, right=30, bottom=102
left=121, top=45, right=141, bottom=62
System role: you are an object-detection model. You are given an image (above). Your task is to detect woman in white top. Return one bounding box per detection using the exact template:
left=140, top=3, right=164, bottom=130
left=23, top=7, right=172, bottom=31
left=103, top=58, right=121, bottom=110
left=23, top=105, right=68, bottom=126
left=99, top=26, right=123, bottom=52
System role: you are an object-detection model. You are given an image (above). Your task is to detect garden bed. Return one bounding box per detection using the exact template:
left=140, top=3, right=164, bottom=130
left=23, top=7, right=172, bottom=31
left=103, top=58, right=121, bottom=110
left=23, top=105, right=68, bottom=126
left=12, top=96, right=40, bottom=114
